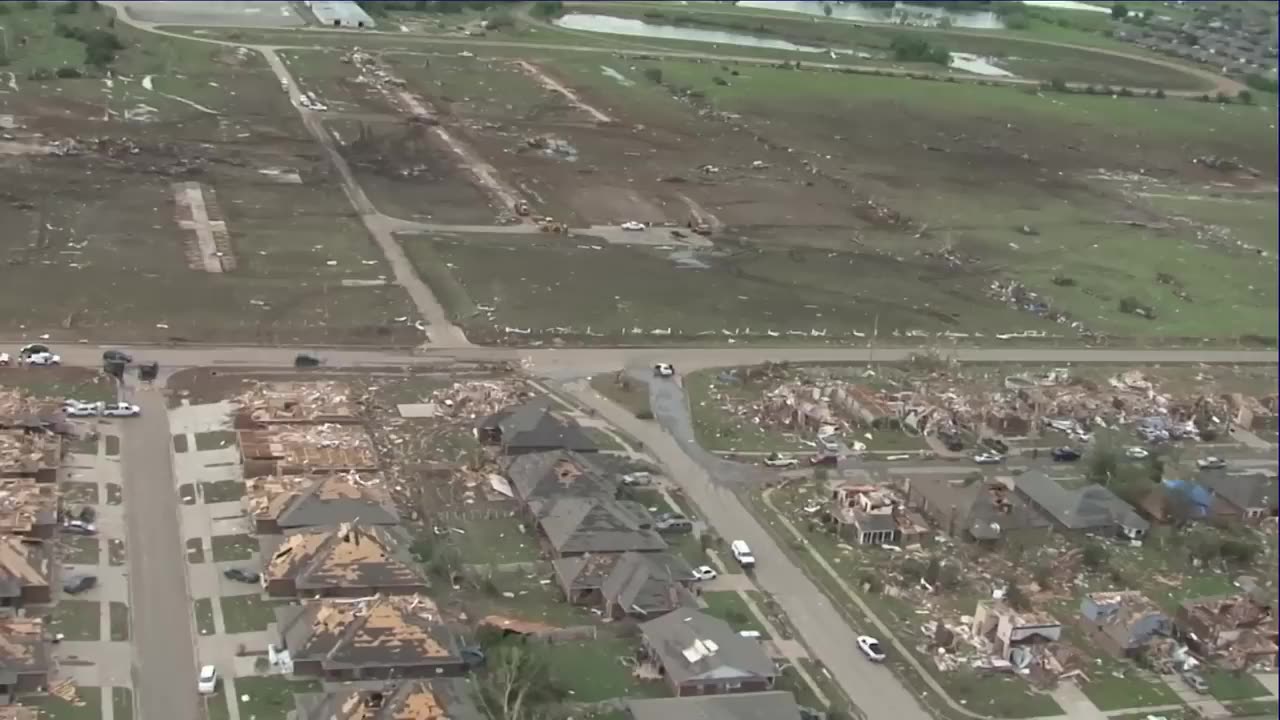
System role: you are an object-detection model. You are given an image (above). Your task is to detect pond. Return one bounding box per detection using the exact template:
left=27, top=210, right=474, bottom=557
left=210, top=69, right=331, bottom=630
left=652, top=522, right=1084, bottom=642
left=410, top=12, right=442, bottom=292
left=738, top=1, right=1005, bottom=30
left=554, top=14, right=1015, bottom=77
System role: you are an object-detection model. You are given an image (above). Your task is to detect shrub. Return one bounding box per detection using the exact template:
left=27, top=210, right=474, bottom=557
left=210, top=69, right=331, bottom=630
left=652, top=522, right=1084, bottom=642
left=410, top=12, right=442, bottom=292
left=55, top=66, right=82, bottom=78
left=1082, top=543, right=1108, bottom=569
left=642, top=67, right=663, bottom=84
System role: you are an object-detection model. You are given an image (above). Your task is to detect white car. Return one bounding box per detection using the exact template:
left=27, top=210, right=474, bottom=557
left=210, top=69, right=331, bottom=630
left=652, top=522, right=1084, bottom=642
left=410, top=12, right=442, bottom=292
left=63, top=403, right=99, bottom=418
left=197, top=665, right=218, bottom=695
left=1125, top=447, right=1150, bottom=460
left=763, top=453, right=799, bottom=469
left=653, top=363, right=675, bottom=377
left=691, top=566, right=718, bottom=581
left=973, top=452, right=1003, bottom=465
left=730, top=540, right=755, bottom=569
left=0, top=352, right=9, bottom=366
left=857, top=635, right=886, bottom=662
left=622, top=472, right=653, bottom=486
left=24, top=352, right=60, bottom=366
left=1196, top=456, right=1227, bottom=470
left=818, top=436, right=841, bottom=452
left=101, top=402, right=141, bottom=418
left=621, top=221, right=645, bottom=231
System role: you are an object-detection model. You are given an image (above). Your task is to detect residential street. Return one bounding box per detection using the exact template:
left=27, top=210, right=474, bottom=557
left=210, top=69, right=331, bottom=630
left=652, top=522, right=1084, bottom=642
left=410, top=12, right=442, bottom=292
left=119, top=382, right=201, bottom=720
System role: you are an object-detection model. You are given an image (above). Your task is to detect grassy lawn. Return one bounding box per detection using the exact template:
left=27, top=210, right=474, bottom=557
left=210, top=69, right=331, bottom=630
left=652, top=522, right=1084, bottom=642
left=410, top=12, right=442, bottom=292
left=220, top=594, right=280, bottom=634
left=109, top=601, right=130, bottom=641
left=590, top=373, right=652, bottom=418
left=1227, top=699, right=1280, bottom=717
left=194, top=598, right=216, bottom=636
left=701, top=591, right=769, bottom=638
left=544, top=637, right=667, bottom=702
left=112, top=687, right=133, bottom=720
left=50, top=600, right=101, bottom=641
left=25, top=686, right=103, bottom=720
left=108, top=538, right=126, bottom=566
left=60, top=481, right=100, bottom=505
left=186, top=538, right=206, bottom=563
left=61, top=536, right=101, bottom=565
left=452, top=517, right=539, bottom=565
left=583, top=426, right=627, bottom=452
left=65, top=436, right=98, bottom=455
left=106, top=483, right=123, bottom=505
left=200, top=480, right=246, bottom=504
left=202, top=689, right=232, bottom=720
left=668, top=533, right=710, bottom=570
left=1110, top=709, right=1195, bottom=720
left=0, top=368, right=116, bottom=403
left=1082, top=672, right=1182, bottom=711
left=194, top=430, right=237, bottom=452
left=1205, top=670, right=1270, bottom=702
left=234, top=677, right=322, bottom=720
left=684, top=370, right=810, bottom=453
left=210, top=534, right=257, bottom=562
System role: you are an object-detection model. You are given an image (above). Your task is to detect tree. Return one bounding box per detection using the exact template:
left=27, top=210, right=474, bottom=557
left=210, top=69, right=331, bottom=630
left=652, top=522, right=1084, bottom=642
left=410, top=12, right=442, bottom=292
left=889, top=35, right=950, bottom=66
left=1237, top=89, right=1253, bottom=104
left=1082, top=542, right=1108, bottom=570
left=1006, top=581, right=1031, bottom=611
left=1049, top=77, right=1068, bottom=92
left=1154, top=88, right=1165, bottom=99
left=924, top=557, right=942, bottom=585
left=1087, top=439, right=1120, bottom=485
left=529, top=0, right=564, bottom=19
left=1033, top=564, right=1054, bottom=590
left=1111, top=3, right=1128, bottom=19
left=474, top=643, right=563, bottom=720
left=1220, top=538, right=1260, bottom=565
left=823, top=3, right=833, bottom=17
left=642, top=67, right=663, bottom=84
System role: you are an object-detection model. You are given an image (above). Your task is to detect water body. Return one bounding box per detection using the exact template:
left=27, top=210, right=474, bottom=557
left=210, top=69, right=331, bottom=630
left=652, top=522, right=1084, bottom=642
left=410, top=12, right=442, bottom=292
left=556, top=14, right=1014, bottom=77
left=739, top=1, right=1004, bottom=30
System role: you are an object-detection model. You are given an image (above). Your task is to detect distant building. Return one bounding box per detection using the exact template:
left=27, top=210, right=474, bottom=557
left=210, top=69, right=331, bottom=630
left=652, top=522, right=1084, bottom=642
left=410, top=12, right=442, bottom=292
left=306, top=1, right=376, bottom=29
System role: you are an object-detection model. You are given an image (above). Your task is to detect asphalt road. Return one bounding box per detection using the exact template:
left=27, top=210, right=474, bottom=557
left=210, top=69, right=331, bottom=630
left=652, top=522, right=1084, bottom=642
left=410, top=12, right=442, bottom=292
left=119, top=382, right=201, bottom=720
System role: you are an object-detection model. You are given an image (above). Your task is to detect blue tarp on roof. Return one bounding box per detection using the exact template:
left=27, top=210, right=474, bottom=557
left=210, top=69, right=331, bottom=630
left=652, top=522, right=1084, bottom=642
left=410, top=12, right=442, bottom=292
left=1162, top=479, right=1213, bottom=518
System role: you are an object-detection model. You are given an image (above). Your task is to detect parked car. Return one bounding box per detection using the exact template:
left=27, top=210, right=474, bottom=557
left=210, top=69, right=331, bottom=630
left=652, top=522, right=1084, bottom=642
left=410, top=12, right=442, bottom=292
left=1125, top=447, right=1150, bottom=460
left=63, top=519, right=97, bottom=535
left=1051, top=447, right=1082, bottom=462
left=294, top=353, right=322, bottom=368
left=980, top=437, right=1010, bottom=455
left=0, top=352, right=9, bottom=366
left=622, top=472, right=653, bottom=486
left=18, top=344, right=50, bottom=357
left=818, top=435, right=841, bottom=452
left=197, top=665, right=218, bottom=695
left=655, top=513, right=693, bottom=534
left=223, top=568, right=261, bottom=584
left=1180, top=672, right=1209, bottom=694
left=620, top=221, right=645, bottom=231
left=857, top=635, right=886, bottom=662
left=24, top=352, right=60, bottom=366
left=102, top=350, right=133, bottom=364
left=63, top=575, right=97, bottom=595
left=653, top=363, right=675, bottom=377
left=763, top=453, right=799, bottom=469
left=730, top=540, right=756, bottom=569
left=940, top=433, right=964, bottom=452
left=101, top=402, right=141, bottom=418
left=691, top=566, right=718, bottom=581
left=1196, top=456, right=1227, bottom=470
left=973, top=452, right=1003, bottom=465
left=63, top=402, right=99, bottom=418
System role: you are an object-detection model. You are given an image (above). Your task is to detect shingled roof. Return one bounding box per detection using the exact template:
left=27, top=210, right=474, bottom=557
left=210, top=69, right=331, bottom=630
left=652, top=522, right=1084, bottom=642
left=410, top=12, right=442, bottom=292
left=264, top=524, right=425, bottom=595
left=276, top=595, right=459, bottom=672
left=505, top=451, right=615, bottom=510
left=0, top=617, right=49, bottom=685
left=538, top=497, right=667, bottom=555
left=293, top=679, right=482, bottom=720
left=0, top=536, right=50, bottom=600
left=245, top=474, right=398, bottom=530
left=1015, top=471, right=1148, bottom=532
left=627, top=692, right=803, bottom=720
left=484, top=398, right=596, bottom=453
left=640, top=610, right=776, bottom=686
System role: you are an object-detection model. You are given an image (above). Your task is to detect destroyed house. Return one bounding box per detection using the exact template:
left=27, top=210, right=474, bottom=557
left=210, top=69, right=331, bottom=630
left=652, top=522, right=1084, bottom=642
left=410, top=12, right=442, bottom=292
left=537, top=496, right=667, bottom=558
left=0, top=391, right=63, bottom=433
left=0, top=706, right=38, bottom=720
left=234, top=382, right=361, bottom=428
left=1080, top=591, right=1170, bottom=658
left=238, top=426, right=379, bottom=476
left=262, top=524, right=426, bottom=599
left=0, top=431, right=60, bottom=483
left=553, top=551, right=695, bottom=619
left=640, top=610, right=777, bottom=697
left=0, top=480, right=58, bottom=539
left=1198, top=472, right=1278, bottom=521
left=626, top=692, right=805, bottom=720
left=830, top=484, right=927, bottom=546
left=478, top=398, right=597, bottom=456
left=1014, top=471, right=1149, bottom=539
left=0, top=618, right=49, bottom=700
left=0, top=536, right=51, bottom=606
left=275, top=595, right=464, bottom=680
left=1175, top=593, right=1279, bottom=666
left=505, top=451, right=616, bottom=513
left=293, top=679, right=482, bottom=720
left=907, top=477, right=1050, bottom=543
left=972, top=601, right=1062, bottom=661
left=244, top=474, right=398, bottom=534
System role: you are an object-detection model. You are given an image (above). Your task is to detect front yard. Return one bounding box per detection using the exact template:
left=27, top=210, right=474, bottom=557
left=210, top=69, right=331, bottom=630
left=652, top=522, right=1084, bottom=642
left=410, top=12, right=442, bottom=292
left=221, top=594, right=282, bottom=634
left=544, top=637, right=667, bottom=702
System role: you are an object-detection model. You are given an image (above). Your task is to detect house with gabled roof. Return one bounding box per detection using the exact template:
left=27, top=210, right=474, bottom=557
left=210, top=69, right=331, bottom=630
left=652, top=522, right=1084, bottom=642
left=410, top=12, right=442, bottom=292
left=504, top=450, right=615, bottom=515
left=537, top=496, right=667, bottom=558
left=244, top=473, right=398, bottom=534
left=262, top=523, right=426, bottom=599
left=640, top=610, right=777, bottom=697
left=479, top=398, right=597, bottom=456
left=0, top=536, right=51, bottom=607
left=1014, top=471, right=1149, bottom=539
left=0, top=618, right=49, bottom=701
left=626, top=692, right=805, bottom=720
left=553, top=551, right=695, bottom=619
left=292, top=679, right=482, bottom=720
left=1199, top=471, right=1278, bottom=522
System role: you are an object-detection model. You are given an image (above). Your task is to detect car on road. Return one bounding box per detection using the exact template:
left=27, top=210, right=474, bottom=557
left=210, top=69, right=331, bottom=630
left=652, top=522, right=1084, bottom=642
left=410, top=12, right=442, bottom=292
left=101, top=402, right=141, bottom=418
left=62, top=402, right=99, bottom=418
left=223, top=568, right=261, bottom=584
left=973, top=452, right=1003, bottom=465
left=655, top=513, right=693, bottom=534
left=295, top=353, right=322, bottom=368
left=763, top=453, right=799, bottom=469
left=1196, top=456, right=1227, bottom=470
left=23, top=352, right=60, bottom=366
left=18, top=344, right=50, bottom=357
left=197, top=665, right=218, bottom=695
left=817, top=435, right=840, bottom=452
left=1180, top=671, right=1209, bottom=694
left=1051, top=447, right=1082, bottom=462
left=1125, top=447, right=1150, bottom=460
left=857, top=635, right=886, bottom=662
left=622, top=472, right=653, bottom=486
left=0, top=352, right=8, bottom=366
left=730, top=540, right=756, bottom=569
left=63, top=519, right=96, bottom=535
left=691, top=566, right=718, bottom=581
left=102, top=350, right=133, bottom=364
left=620, top=221, right=646, bottom=231
left=980, top=437, right=1010, bottom=455
left=653, top=363, right=675, bottom=377
left=63, top=575, right=97, bottom=595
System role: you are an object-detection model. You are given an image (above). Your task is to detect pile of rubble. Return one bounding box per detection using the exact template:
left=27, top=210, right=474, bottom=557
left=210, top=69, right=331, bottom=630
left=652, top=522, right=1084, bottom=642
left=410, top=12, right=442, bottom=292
left=427, top=380, right=529, bottom=422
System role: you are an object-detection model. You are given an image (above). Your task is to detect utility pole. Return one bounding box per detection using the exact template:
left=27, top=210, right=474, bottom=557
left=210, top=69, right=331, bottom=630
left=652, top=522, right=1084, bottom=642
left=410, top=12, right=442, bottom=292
left=869, top=312, right=879, bottom=370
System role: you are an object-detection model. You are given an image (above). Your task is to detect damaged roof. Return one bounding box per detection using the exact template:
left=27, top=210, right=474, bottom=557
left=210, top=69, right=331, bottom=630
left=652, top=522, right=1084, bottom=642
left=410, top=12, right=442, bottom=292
left=505, top=451, right=615, bottom=507
left=0, top=431, right=60, bottom=476
left=538, top=497, right=667, bottom=555
left=238, top=425, right=379, bottom=471
left=265, top=524, right=425, bottom=593
left=0, top=707, right=39, bottom=720
left=294, top=679, right=482, bottom=720
left=600, top=552, right=695, bottom=616
left=0, top=389, right=61, bottom=429
left=911, top=478, right=1050, bottom=540
left=1015, top=471, right=1149, bottom=532
left=641, top=610, right=776, bottom=686
left=246, top=474, right=398, bottom=529
left=277, top=595, right=459, bottom=670
left=1199, top=471, right=1278, bottom=512
left=626, top=692, right=803, bottom=720
left=0, top=479, right=57, bottom=535
left=0, top=536, right=50, bottom=598
left=236, top=381, right=361, bottom=425
left=485, top=398, right=596, bottom=452
left=0, top=617, right=49, bottom=682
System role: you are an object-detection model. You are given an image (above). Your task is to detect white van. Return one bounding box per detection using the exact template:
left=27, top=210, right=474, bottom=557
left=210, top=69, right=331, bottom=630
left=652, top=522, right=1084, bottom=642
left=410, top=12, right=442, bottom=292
left=730, top=540, right=755, bottom=569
